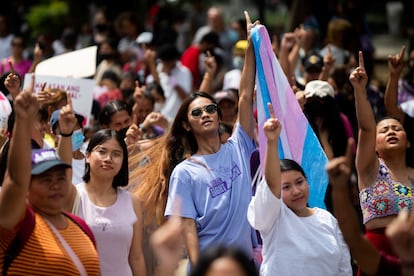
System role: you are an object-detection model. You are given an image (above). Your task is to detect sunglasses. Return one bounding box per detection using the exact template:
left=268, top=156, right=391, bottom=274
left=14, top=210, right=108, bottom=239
left=190, top=103, right=218, bottom=117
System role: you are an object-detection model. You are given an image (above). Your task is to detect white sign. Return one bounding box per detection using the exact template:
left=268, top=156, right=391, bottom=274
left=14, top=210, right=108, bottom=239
left=23, top=74, right=94, bottom=126
left=35, top=46, right=97, bottom=78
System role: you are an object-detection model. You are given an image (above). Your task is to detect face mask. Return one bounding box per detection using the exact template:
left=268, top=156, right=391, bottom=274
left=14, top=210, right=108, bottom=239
left=232, top=56, right=244, bottom=70
left=72, top=129, right=85, bottom=152
left=153, top=102, right=164, bottom=112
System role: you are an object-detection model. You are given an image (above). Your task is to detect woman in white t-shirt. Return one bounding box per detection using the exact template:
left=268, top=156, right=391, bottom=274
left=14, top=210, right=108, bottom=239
left=247, top=103, right=352, bottom=276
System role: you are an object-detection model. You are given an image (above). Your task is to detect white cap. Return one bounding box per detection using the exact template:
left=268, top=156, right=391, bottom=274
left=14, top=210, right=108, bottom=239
left=136, top=32, right=153, bottom=44
left=304, top=80, right=335, bottom=98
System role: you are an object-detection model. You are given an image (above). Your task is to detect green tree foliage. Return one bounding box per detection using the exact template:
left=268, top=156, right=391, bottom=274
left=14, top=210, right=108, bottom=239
left=25, top=1, right=69, bottom=38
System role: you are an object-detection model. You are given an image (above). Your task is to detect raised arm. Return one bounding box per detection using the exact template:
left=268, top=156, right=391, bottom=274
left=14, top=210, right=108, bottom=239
left=238, top=11, right=257, bottom=139
left=384, top=45, right=406, bottom=123
left=263, top=103, right=282, bottom=197
left=328, top=138, right=381, bottom=275
left=56, top=94, right=79, bottom=211
left=0, top=75, right=38, bottom=229
left=198, top=51, right=217, bottom=94
left=349, top=51, right=378, bottom=188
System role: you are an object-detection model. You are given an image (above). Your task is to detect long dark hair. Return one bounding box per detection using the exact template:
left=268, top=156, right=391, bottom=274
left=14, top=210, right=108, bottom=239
left=83, top=129, right=129, bottom=188
left=304, top=96, right=348, bottom=157
left=166, top=91, right=221, bottom=173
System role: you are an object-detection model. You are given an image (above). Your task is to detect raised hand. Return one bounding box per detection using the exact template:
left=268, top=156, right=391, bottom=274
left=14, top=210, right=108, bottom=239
left=323, top=46, right=336, bottom=73
left=386, top=209, right=414, bottom=265
left=125, top=114, right=143, bottom=146
left=13, top=74, right=38, bottom=121
left=204, top=51, right=217, bottom=76
left=263, top=102, right=281, bottom=142
left=58, top=93, right=77, bottom=135
left=388, top=45, right=406, bottom=77
left=245, top=11, right=259, bottom=41
left=349, top=51, right=368, bottom=90
left=326, top=138, right=354, bottom=189
left=4, top=61, right=21, bottom=100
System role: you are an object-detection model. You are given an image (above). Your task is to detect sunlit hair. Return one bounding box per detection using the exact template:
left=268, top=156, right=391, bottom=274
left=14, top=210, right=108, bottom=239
left=280, top=159, right=307, bottom=179
left=83, top=129, right=129, bottom=188
left=128, top=91, right=221, bottom=225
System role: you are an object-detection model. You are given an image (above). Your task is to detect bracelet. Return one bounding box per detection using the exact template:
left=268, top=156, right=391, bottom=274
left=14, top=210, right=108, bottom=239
left=60, top=131, right=73, bottom=137
left=139, top=123, right=147, bottom=132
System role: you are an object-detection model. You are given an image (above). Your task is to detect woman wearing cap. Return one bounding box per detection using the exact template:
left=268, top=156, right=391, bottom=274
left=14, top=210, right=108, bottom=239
left=0, top=78, right=100, bottom=275
left=350, top=51, right=414, bottom=273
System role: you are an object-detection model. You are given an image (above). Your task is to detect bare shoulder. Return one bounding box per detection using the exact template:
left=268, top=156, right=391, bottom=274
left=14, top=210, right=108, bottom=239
left=129, top=192, right=143, bottom=214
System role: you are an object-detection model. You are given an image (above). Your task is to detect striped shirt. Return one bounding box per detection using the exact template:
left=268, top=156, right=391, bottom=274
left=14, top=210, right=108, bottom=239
left=0, top=212, right=100, bottom=275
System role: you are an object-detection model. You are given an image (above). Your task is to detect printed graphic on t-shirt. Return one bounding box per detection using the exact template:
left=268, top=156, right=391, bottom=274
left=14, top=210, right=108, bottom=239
left=208, top=162, right=241, bottom=198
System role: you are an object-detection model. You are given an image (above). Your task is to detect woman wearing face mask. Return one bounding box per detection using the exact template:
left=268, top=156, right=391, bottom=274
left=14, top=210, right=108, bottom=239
left=247, top=104, right=352, bottom=276
left=50, top=108, right=86, bottom=185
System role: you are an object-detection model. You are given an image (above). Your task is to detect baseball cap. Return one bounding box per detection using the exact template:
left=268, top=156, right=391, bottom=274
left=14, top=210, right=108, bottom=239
left=304, top=80, right=335, bottom=98
left=233, top=40, right=248, bottom=55
left=213, top=90, right=238, bottom=104
left=136, top=32, right=153, bottom=45
left=303, top=51, right=323, bottom=72
left=50, top=109, right=85, bottom=134
left=31, top=148, right=71, bottom=175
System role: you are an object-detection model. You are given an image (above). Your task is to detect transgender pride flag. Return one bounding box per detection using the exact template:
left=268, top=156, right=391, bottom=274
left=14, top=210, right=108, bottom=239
left=252, top=25, right=328, bottom=209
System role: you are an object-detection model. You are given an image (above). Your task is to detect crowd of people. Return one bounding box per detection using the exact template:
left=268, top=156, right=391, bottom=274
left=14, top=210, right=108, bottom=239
left=1, top=2, right=414, bottom=276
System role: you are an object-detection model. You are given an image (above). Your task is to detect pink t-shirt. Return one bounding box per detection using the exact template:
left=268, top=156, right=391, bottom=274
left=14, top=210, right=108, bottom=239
left=0, top=57, right=32, bottom=78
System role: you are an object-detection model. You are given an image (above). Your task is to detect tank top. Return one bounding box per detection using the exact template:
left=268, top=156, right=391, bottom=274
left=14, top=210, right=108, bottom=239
left=359, top=159, right=413, bottom=224
left=75, top=183, right=137, bottom=276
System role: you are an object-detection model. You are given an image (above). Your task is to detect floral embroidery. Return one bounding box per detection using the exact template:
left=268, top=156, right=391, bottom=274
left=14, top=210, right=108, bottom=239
left=373, top=181, right=389, bottom=196
left=396, top=198, right=412, bottom=211
left=373, top=199, right=389, bottom=215
left=394, top=184, right=412, bottom=197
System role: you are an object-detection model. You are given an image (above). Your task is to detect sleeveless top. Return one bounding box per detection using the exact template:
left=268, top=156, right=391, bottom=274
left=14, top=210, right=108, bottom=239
left=75, top=183, right=137, bottom=276
left=359, top=159, right=413, bottom=224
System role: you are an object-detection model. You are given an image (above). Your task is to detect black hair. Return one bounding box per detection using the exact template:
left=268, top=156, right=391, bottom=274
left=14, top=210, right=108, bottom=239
left=376, top=115, right=403, bottom=126
left=200, top=32, right=220, bottom=47
left=304, top=96, right=348, bottom=157
left=101, top=70, right=121, bottom=87
left=98, top=100, right=131, bottom=127
left=157, top=43, right=180, bottom=61
left=190, top=246, right=258, bottom=276
left=167, top=91, right=222, bottom=161
left=145, top=81, right=165, bottom=100
left=280, top=159, right=307, bottom=179
left=82, top=129, right=129, bottom=188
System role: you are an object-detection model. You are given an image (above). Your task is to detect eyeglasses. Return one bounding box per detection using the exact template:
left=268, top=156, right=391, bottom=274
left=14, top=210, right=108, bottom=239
left=190, top=103, right=218, bottom=118
left=92, top=146, right=123, bottom=160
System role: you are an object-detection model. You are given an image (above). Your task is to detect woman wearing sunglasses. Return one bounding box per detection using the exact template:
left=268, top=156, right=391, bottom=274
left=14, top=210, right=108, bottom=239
left=163, top=11, right=258, bottom=270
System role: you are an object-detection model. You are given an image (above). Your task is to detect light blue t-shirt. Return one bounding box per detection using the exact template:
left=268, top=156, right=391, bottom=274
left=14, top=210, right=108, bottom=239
left=165, top=123, right=256, bottom=259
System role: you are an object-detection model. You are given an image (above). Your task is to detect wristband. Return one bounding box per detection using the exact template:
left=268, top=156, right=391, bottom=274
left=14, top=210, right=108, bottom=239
left=60, top=131, right=73, bottom=137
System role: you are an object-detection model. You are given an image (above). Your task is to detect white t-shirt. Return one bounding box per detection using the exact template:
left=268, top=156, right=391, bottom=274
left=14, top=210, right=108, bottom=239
left=71, top=157, right=85, bottom=185
left=156, top=62, right=192, bottom=121
left=75, top=183, right=137, bottom=276
left=248, top=179, right=352, bottom=276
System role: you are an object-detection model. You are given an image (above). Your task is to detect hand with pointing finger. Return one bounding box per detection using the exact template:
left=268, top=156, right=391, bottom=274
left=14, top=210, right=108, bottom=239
left=4, top=61, right=21, bottom=100
left=263, top=102, right=281, bottom=142
left=13, top=74, right=38, bottom=121
left=58, top=93, right=77, bottom=135
left=349, top=51, right=368, bottom=91
left=388, top=45, right=406, bottom=78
